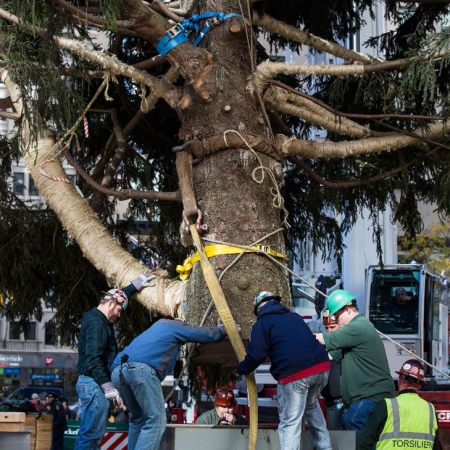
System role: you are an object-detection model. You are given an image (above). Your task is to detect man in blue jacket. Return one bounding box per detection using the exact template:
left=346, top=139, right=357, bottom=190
left=111, top=317, right=226, bottom=450
left=236, top=291, right=332, bottom=450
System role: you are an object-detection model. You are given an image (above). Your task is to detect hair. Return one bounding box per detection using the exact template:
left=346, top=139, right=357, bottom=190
left=344, top=300, right=359, bottom=312
left=99, top=295, right=112, bottom=305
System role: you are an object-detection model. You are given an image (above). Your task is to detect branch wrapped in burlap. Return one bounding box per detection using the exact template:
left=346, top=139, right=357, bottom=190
left=189, top=132, right=282, bottom=162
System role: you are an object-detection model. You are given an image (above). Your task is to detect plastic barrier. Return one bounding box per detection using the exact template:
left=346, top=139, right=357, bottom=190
left=64, top=420, right=128, bottom=450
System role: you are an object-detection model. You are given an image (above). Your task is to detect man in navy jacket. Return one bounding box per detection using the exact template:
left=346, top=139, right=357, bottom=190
left=237, top=291, right=332, bottom=450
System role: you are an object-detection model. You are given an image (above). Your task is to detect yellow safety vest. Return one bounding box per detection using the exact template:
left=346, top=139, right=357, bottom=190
left=376, top=393, right=437, bottom=450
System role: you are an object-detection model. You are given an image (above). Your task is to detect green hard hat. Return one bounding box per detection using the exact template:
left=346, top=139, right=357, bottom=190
left=327, top=289, right=356, bottom=315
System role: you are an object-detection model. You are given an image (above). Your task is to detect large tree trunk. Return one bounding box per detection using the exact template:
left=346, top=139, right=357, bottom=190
left=179, top=0, right=291, bottom=362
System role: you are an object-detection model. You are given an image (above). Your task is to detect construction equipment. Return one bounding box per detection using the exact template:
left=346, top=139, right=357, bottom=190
left=364, top=264, right=450, bottom=385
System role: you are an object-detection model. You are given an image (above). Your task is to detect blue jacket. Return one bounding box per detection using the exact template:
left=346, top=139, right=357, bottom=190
left=236, top=301, right=329, bottom=380
left=111, top=319, right=224, bottom=381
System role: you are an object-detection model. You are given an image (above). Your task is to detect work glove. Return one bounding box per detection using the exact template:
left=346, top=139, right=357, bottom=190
left=217, top=318, right=241, bottom=335
left=101, top=382, right=123, bottom=409
left=131, top=271, right=156, bottom=291
left=217, top=325, right=227, bottom=337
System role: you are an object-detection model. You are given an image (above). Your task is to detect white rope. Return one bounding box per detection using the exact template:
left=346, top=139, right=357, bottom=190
left=223, top=129, right=290, bottom=228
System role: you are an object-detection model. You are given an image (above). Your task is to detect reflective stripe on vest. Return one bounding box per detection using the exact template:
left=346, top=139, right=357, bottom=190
left=377, top=394, right=437, bottom=449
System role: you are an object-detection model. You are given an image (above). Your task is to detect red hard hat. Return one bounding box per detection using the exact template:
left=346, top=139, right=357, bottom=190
left=214, top=388, right=236, bottom=407
left=395, top=359, right=425, bottom=382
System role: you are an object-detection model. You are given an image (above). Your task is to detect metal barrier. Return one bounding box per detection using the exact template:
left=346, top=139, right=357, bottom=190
left=64, top=421, right=356, bottom=450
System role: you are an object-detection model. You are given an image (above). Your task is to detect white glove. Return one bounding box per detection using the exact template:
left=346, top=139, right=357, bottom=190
left=131, top=271, right=156, bottom=291
left=217, top=325, right=227, bottom=337
left=101, top=382, right=123, bottom=408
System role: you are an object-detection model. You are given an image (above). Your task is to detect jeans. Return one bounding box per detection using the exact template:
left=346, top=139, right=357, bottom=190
left=112, top=362, right=166, bottom=450
left=75, top=375, right=110, bottom=450
left=341, top=398, right=377, bottom=439
left=277, top=371, right=332, bottom=450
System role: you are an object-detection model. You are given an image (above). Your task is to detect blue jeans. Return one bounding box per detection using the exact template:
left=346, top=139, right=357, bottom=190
left=75, top=375, right=110, bottom=450
left=112, top=362, right=166, bottom=450
left=341, top=398, right=377, bottom=439
left=277, top=371, right=332, bottom=450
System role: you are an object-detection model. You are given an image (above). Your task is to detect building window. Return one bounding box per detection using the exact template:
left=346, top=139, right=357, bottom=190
left=45, top=323, right=72, bottom=346
left=13, top=173, right=24, bottom=195
left=28, top=174, right=39, bottom=196
left=44, top=323, right=54, bottom=345
left=25, top=322, right=36, bottom=340
left=9, top=322, right=21, bottom=340
left=9, top=321, right=36, bottom=340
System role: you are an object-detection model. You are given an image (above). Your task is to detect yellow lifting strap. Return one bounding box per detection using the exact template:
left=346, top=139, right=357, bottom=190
left=176, top=243, right=287, bottom=280
left=189, top=224, right=259, bottom=450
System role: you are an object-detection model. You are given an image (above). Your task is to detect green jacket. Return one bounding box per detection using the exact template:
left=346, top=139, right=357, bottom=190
left=196, top=408, right=248, bottom=426
left=323, top=313, right=394, bottom=407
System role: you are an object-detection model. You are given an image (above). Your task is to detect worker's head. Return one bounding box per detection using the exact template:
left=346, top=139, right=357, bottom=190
left=253, top=291, right=281, bottom=316
left=99, top=289, right=128, bottom=322
left=214, top=387, right=236, bottom=418
left=395, top=359, right=425, bottom=391
left=322, top=309, right=340, bottom=333
left=326, top=289, right=358, bottom=325
left=31, top=393, right=40, bottom=403
left=394, top=288, right=411, bottom=306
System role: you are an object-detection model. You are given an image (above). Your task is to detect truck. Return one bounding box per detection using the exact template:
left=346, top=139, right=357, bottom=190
left=362, top=263, right=450, bottom=445
left=364, top=263, right=450, bottom=385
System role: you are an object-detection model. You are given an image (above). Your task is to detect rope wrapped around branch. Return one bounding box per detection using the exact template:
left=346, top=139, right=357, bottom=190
left=189, top=132, right=282, bottom=162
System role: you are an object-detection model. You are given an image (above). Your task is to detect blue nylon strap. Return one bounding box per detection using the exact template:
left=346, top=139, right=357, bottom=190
left=156, top=21, right=190, bottom=56
left=193, top=13, right=242, bottom=46
left=156, top=12, right=243, bottom=57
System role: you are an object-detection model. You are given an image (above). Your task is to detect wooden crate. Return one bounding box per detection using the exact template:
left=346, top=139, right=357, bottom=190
left=25, top=413, right=52, bottom=450
left=0, top=412, right=26, bottom=432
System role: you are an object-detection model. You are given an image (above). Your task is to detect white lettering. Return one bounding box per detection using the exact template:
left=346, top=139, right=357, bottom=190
left=437, top=410, right=450, bottom=422
left=0, top=355, right=24, bottom=362
left=64, top=428, right=79, bottom=435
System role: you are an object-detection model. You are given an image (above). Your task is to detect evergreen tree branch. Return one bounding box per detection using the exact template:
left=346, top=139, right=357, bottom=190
left=51, top=0, right=140, bottom=36
left=265, top=86, right=375, bottom=138
left=286, top=155, right=411, bottom=188
left=0, top=7, right=183, bottom=109
left=275, top=119, right=450, bottom=158
left=268, top=79, right=446, bottom=122
left=252, top=11, right=381, bottom=64
left=62, top=148, right=180, bottom=203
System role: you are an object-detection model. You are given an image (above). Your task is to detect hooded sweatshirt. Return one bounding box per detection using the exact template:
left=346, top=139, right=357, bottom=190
left=236, top=301, right=329, bottom=381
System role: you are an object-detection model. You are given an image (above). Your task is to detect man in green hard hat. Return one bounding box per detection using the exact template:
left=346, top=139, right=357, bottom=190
left=315, top=289, right=394, bottom=439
